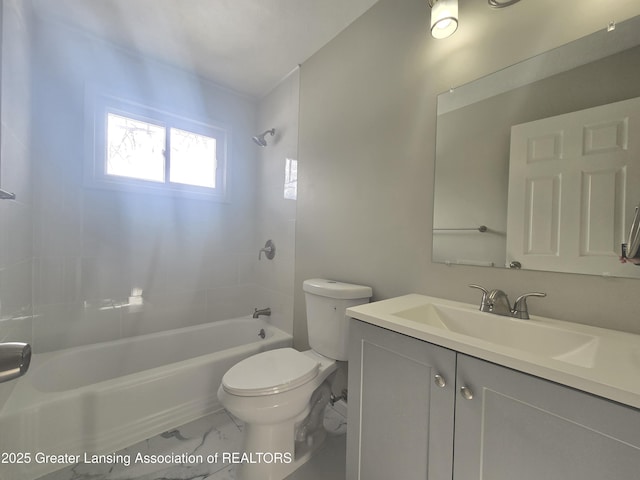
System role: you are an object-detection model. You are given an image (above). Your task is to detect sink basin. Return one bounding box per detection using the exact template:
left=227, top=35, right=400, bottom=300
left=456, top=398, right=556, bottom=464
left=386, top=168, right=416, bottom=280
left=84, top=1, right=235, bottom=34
left=393, top=303, right=599, bottom=367
left=347, top=293, right=640, bottom=408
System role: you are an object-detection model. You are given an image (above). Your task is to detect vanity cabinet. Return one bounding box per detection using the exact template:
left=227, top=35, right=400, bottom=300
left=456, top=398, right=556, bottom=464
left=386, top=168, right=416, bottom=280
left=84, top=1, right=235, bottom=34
left=346, top=319, right=456, bottom=480
left=454, top=353, right=640, bottom=480
left=347, top=320, right=640, bottom=480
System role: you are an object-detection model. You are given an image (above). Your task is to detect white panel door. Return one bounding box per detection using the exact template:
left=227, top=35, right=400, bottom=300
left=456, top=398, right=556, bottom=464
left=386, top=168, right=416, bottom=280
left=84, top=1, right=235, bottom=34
left=507, top=96, right=640, bottom=276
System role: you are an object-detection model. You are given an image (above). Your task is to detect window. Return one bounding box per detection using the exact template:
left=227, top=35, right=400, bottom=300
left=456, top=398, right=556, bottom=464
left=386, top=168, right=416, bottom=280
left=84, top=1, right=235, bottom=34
left=106, top=113, right=166, bottom=183
left=284, top=158, right=298, bottom=200
left=87, top=92, right=228, bottom=200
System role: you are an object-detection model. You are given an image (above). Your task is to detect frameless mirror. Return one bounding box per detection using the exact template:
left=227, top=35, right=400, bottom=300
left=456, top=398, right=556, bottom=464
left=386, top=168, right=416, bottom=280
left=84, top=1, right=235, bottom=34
left=433, top=15, right=640, bottom=278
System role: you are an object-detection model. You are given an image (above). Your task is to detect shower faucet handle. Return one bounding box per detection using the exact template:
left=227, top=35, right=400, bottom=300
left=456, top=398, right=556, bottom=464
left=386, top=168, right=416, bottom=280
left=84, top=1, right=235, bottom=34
left=258, top=240, right=276, bottom=260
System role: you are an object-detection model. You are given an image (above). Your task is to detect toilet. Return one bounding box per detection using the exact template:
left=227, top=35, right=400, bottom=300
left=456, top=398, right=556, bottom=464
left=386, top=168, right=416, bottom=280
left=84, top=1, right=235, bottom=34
left=217, top=278, right=372, bottom=480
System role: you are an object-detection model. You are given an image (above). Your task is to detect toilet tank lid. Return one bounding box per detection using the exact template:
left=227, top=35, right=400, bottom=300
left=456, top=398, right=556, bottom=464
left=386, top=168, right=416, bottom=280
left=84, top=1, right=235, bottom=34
left=303, top=278, right=372, bottom=299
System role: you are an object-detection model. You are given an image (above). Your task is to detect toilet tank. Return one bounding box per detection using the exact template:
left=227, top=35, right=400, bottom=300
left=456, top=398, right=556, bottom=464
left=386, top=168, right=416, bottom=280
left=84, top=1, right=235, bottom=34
left=303, top=279, right=372, bottom=361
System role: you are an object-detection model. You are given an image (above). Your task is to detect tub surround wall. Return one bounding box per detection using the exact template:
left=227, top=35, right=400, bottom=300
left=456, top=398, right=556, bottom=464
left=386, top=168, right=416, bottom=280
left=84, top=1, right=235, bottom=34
left=29, top=16, right=265, bottom=353
left=0, top=0, right=34, bottom=409
left=253, top=69, right=300, bottom=334
left=295, top=0, right=640, bottom=350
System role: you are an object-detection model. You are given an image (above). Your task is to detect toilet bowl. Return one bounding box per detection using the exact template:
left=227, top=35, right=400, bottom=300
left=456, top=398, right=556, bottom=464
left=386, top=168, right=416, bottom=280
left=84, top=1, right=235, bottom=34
left=218, top=279, right=372, bottom=480
left=217, top=349, right=336, bottom=479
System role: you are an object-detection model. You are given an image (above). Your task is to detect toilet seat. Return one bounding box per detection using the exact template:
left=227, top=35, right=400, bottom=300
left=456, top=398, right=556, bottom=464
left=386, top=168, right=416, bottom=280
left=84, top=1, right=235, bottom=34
left=221, top=348, right=320, bottom=397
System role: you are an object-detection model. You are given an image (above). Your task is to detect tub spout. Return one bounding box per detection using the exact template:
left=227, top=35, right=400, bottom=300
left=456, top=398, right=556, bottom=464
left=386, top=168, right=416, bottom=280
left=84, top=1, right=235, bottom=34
left=253, top=307, right=271, bottom=319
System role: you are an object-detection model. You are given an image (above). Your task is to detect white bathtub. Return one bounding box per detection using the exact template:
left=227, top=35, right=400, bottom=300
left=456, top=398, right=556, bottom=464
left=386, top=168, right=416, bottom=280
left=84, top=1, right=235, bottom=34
left=0, top=316, right=292, bottom=480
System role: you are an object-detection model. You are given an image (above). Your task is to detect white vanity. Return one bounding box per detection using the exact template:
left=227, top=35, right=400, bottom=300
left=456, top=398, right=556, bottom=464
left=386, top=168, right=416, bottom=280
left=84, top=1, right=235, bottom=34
left=346, top=294, right=640, bottom=480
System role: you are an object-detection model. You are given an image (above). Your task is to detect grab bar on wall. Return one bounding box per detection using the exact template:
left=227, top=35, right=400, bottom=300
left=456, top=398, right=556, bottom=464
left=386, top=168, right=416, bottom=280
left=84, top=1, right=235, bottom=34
left=444, top=259, right=495, bottom=267
left=0, top=188, right=16, bottom=200
left=433, top=225, right=487, bottom=233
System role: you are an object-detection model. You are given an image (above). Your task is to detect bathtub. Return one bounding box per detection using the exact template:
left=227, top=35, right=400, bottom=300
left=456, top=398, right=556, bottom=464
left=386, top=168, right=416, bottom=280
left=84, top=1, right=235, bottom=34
left=0, top=316, right=292, bottom=480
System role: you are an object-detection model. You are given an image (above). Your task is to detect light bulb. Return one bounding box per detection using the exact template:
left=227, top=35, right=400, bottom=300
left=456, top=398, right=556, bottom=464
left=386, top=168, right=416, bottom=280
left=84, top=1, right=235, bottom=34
left=431, top=0, right=458, bottom=39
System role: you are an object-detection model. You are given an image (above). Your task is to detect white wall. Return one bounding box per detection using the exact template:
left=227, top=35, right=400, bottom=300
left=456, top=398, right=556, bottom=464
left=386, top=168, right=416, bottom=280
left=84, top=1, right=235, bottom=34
left=28, top=16, right=262, bottom=352
left=253, top=69, right=299, bottom=334
left=295, top=0, right=640, bottom=350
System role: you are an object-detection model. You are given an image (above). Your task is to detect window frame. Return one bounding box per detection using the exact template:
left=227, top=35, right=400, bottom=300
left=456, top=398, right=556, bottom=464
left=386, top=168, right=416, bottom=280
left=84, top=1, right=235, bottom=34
left=85, top=91, right=230, bottom=201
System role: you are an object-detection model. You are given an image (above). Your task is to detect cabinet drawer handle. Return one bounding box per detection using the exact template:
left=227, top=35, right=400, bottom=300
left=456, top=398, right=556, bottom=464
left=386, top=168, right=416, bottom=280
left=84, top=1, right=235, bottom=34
left=434, top=374, right=446, bottom=388
left=460, top=386, right=474, bottom=400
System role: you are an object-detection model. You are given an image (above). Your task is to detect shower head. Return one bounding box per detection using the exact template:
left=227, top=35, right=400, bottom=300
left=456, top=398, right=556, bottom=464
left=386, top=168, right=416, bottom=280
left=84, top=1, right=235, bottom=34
left=252, top=128, right=276, bottom=147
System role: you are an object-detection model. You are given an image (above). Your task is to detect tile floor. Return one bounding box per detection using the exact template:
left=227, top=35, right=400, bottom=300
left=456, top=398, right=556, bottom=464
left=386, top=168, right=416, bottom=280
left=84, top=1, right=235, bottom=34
left=39, top=404, right=347, bottom=480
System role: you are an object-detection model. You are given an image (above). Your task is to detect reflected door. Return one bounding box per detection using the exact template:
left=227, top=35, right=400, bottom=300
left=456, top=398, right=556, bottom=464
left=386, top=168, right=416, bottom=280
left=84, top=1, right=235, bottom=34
left=506, top=96, right=640, bottom=276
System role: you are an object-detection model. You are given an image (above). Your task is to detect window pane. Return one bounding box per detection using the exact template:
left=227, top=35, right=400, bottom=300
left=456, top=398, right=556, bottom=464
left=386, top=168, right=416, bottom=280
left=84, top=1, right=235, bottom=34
left=284, top=158, right=298, bottom=200
left=169, top=128, right=217, bottom=188
left=106, top=113, right=166, bottom=182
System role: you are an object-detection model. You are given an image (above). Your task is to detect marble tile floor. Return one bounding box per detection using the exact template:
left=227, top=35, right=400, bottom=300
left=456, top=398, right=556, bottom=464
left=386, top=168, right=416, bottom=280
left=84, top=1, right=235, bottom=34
left=39, top=403, right=347, bottom=480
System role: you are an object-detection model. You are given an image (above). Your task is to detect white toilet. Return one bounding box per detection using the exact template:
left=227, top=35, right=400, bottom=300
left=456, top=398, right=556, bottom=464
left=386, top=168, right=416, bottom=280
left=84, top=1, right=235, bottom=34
left=217, top=278, right=372, bottom=480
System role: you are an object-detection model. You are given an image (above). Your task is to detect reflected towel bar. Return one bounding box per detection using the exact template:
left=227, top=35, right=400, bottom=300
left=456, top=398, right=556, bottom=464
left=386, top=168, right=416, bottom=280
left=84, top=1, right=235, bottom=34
left=434, top=225, right=487, bottom=233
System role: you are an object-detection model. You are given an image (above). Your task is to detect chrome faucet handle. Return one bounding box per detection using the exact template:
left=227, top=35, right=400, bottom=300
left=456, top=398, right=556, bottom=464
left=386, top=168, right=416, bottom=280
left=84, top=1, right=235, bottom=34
left=487, top=289, right=512, bottom=316
left=512, top=292, right=546, bottom=320
left=468, top=284, right=490, bottom=312
left=258, top=239, right=276, bottom=260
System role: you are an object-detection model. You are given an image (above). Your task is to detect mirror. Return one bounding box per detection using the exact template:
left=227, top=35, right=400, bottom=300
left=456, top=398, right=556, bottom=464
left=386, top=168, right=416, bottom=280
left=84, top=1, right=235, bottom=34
left=433, top=15, right=640, bottom=278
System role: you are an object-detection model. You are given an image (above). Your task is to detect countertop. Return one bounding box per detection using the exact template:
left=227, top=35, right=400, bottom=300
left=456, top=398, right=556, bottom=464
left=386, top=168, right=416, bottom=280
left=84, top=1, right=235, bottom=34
left=347, top=294, right=640, bottom=410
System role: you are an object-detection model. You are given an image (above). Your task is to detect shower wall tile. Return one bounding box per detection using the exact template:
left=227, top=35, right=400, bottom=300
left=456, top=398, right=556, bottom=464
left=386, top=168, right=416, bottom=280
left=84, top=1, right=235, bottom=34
left=205, top=254, right=243, bottom=289
left=18, top=5, right=298, bottom=353
left=127, top=289, right=207, bottom=323
left=25, top=16, right=265, bottom=351
left=0, top=258, right=32, bottom=319
left=147, top=254, right=216, bottom=294
left=34, top=257, right=82, bottom=306
left=1, top=1, right=31, bottom=146
left=32, top=303, right=122, bottom=353
left=0, top=127, right=31, bottom=204
left=121, top=302, right=208, bottom=337
left=204, top=284, right=261, bottom=321
left=0, top=263, right=32, bottom=338
left=0, top=197, right=32, bottom=266
left=80, top=256, right=133, bottom=303
left=253, top=285, right=294, bottom=333
left=252, top=256, right=295, bottom=295
left=253, top=69, right=299, bottom=336
left=237, top=253, right=258, bottom=285
left=32, top=184, right=83, bottom=258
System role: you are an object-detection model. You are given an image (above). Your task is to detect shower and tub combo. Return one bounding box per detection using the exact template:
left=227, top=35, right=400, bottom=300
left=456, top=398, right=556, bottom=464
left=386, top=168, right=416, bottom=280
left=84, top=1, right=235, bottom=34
left=0, top=278, right=371, bottom=480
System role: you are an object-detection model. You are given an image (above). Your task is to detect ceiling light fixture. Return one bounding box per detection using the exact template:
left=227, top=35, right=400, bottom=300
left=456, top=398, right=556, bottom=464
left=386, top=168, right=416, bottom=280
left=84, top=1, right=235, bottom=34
left=429, top=0, right=458, bottom=40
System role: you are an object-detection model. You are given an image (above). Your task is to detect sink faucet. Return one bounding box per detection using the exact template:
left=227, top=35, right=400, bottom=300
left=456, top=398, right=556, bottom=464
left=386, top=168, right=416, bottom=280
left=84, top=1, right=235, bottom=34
left=253, top=307, right=271, bottom=319
left=487, top=289, right=512, bottom=316
left=469, top=285, right=546, bottom=320
left=511, top=292, right=547, bottom=319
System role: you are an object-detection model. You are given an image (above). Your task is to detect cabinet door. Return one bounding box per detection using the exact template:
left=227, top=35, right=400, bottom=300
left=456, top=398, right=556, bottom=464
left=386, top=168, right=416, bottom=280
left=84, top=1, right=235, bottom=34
left=454, top=354, right=640, bottom=480
left=346, top=320, right=456, bottom=480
